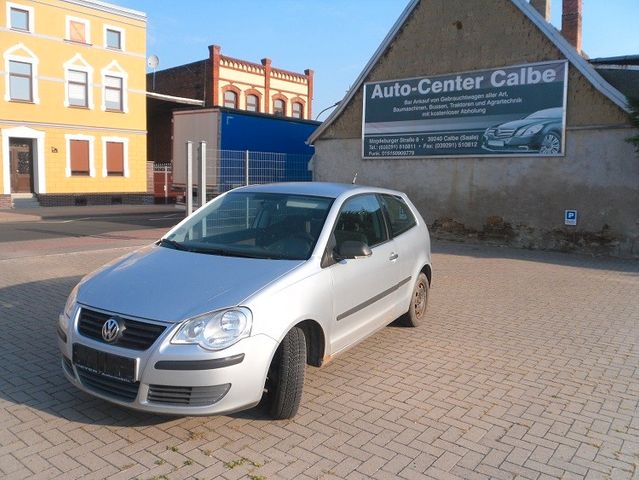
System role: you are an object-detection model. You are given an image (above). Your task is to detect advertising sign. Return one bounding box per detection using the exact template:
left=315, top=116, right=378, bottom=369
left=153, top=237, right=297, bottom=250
left=362, top=60, right=568, bottom=158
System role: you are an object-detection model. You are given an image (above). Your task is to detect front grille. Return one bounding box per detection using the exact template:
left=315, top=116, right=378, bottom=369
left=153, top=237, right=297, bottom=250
left=495, top=128, right=516, bottom=138
left=147, top=384, right=231, bottom=407
left=78, top=308, right=166, bottom=350
left=77, top=369, right=140, bottom=402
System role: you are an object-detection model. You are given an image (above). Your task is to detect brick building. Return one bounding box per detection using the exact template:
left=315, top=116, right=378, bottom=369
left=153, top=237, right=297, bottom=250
left=147, top=45, right=314, bottom=166
left=310, top=0, right=639, bottom=256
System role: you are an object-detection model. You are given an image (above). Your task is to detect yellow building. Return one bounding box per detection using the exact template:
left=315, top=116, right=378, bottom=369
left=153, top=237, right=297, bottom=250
left=0, top=0, right=147, bottom=207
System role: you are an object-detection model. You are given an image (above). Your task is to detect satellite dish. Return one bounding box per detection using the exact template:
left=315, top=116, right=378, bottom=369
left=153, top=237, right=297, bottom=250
left=147, top=54, right=159, bottom=69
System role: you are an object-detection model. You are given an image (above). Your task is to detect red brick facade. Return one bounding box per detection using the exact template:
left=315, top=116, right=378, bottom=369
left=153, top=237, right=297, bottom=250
left=147, top=45, right=312, bottom=113
left=147, top=60, right=211, bottom=104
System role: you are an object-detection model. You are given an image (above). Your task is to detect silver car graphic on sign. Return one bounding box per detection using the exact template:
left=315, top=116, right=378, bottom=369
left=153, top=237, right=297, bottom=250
left=58, top=182, right=432, bottom=419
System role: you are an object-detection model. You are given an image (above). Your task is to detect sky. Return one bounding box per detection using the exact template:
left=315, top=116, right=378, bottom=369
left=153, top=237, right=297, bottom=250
left=115, top=0, right=639, bottom=120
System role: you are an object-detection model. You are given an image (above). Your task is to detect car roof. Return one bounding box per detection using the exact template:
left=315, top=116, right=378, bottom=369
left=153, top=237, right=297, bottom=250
left=235, top=182, right=404, bottom=199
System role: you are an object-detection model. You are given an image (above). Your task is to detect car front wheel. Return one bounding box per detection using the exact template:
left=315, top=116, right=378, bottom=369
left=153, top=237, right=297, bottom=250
left=399, top=272, right=429, bottom=327
left=539, top=132, right=561, bottom=154
left=263, top=326, right=306, bottom=419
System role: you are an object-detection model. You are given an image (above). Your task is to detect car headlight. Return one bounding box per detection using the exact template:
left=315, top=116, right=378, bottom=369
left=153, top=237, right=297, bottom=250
left=59, top=285, right=79, bottom=334
left=172, top=307, right=252, bottom=351
left=517, top=124, right=544, bottom=136
left=63, top=285, right=78, bottom=319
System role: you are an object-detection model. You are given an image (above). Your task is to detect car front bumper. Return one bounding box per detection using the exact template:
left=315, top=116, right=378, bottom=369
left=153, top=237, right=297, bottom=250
left=481, top=133, right=542, bottom=152
left=57, top=310, right=277, bottom=415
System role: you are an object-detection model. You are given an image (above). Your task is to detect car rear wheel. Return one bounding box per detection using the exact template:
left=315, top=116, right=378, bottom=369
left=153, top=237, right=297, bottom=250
left=263, top=327, right=306, bottom=419
left=399, top=272, right=429, bottom=327
left=539, top=133, right=560, bottom=154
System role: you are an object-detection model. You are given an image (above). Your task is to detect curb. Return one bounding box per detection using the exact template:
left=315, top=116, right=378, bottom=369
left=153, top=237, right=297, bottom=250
left=0, top=204, right=184, bottom=223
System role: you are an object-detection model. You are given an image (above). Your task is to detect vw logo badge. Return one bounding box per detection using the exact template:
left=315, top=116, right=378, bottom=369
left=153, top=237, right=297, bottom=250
left=102, top=318, right=121, bottom=343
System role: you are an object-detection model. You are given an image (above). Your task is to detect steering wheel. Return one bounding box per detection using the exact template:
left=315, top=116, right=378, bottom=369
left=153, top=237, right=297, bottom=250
left=290, top=231, right=314, bottom=247
left=266, top=231, right=314, bottom=258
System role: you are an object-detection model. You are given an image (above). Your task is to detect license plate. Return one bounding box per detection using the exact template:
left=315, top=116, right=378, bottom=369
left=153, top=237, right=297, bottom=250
left=73, top=344, right=136, bottom=383
left=488, top=140, right=505, bottom=147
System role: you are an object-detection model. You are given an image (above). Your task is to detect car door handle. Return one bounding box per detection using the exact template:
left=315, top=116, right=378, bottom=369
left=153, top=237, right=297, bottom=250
left=389, top=252, right=399, bottom=261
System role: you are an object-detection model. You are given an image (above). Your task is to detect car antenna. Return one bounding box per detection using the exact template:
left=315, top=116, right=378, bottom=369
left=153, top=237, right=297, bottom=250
left=352, top=172, right=358, bottom=184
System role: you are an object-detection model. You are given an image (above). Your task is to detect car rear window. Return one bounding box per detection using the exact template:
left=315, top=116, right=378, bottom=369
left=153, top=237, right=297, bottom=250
left=381, top=194, right=416, bottom=237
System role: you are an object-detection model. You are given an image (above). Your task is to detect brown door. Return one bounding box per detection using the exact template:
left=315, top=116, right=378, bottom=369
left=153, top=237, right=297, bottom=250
left=10, top=139, right=34, bottom=193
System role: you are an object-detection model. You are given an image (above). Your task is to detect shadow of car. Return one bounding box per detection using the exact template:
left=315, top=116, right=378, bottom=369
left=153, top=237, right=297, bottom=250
left=481, top=107, right=563, bottom=154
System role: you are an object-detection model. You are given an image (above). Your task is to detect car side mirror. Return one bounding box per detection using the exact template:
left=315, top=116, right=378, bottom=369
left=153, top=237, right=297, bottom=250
left=336, top=240, right=372, bottom=260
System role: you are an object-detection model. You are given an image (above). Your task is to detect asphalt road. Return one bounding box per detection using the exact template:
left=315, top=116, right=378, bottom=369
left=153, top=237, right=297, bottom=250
left=0, top=211, right=183, bottom=243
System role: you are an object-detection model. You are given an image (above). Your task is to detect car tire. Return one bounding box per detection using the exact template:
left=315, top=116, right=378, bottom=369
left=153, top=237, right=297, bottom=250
left=399, top=272, right=429, bottom=327
left=539, top=132, right=561, bottom=154
left=264, top=326, right=306, bottom=419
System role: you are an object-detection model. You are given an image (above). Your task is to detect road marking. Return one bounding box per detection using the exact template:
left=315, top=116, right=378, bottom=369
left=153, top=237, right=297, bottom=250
left=39, top=217, right=93, bottom=224
left=148, top=214, right=181, bottom=221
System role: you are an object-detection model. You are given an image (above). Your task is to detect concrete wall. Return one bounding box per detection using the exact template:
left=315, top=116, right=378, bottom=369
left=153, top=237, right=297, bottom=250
left=313, top=0, right=639, bottom=256
left=315, top=127, right=639, bottom=255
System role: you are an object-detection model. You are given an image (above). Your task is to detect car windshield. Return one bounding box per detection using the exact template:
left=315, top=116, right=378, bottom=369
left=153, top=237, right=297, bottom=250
left=526, top=108, right=562, bottom=119
left=161, top=192, right=334, bottom=260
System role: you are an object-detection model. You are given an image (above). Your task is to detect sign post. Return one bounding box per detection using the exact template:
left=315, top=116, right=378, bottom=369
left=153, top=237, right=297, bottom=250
left=564, top=210, right=577, bottom=226
left=186, top=141, right=193, bottom=215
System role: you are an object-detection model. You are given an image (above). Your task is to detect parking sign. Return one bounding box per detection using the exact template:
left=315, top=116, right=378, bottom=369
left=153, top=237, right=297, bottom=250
left=564, top=210, right=577, bottom=226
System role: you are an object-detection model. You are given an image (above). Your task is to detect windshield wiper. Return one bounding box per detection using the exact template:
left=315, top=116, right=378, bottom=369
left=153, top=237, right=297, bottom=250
left=189, top=246, right=263, bottom=258
left=156, top=238, right=190, bottom=251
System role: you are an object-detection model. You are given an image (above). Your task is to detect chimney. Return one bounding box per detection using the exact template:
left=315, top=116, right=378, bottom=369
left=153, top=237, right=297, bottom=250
left=531, top=0, right=551, bottom=22
left=561, top=0, right=582, bottom=52
left=208, top=44, right=221, bottom=107
left=304, top=69, right=314, bottom=119
left=261, top=58, right=272, bottom=114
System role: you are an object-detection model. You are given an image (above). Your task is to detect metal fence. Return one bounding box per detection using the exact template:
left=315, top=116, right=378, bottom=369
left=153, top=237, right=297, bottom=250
left=207, top=148, right=312, bottom=194
left=155, top=144, right=313, bottom=212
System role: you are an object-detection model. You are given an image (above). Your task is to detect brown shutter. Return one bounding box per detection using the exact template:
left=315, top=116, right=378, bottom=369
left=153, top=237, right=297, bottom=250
left=106, top=142, right=124, bottom=175
left=70, top=140, right=89, bottom=174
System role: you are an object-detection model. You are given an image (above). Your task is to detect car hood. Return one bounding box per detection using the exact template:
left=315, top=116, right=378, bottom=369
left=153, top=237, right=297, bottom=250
left=492, top=117, right=557, bottom=130
left=77, top=245, right=304, bottom=323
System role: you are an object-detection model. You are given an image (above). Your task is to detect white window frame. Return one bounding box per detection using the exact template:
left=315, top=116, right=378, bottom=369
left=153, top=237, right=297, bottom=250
left=65, top=134, right=95, bottom=177
left=3, top=43, right=39, bottom=104
left=63, top=53, right=94, bottom=109
left=101, top=136, right=129, bottom=177
left=101, top=60, right=128, bottom=113
left=65, top=15, right=91, bottom=44
left=292, top=101, right=304, bottom=119
left=103, top=24, right=125, bottom=51
left=6, top=2, right=34, bottom=33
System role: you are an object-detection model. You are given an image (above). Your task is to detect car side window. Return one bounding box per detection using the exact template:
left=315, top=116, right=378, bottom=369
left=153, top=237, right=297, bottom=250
left=380, top=194, right=417, bottom=237
left=334, top=194, right=388, bottom=249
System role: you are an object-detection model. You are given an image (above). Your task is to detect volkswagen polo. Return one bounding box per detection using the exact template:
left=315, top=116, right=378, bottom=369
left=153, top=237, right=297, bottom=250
left=58, top=182, right=432, bottom=419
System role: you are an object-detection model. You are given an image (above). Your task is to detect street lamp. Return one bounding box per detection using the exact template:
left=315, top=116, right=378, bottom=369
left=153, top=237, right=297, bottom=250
left=315, top=101, right=341, bottom=121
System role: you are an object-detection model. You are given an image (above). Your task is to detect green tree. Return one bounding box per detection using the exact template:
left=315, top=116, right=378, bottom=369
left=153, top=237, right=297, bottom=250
left=627, top=96, right=639, bottom=152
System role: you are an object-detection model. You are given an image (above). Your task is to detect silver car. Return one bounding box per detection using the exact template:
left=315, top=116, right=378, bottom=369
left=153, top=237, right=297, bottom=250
left=58, top=182, right=432, bottom=419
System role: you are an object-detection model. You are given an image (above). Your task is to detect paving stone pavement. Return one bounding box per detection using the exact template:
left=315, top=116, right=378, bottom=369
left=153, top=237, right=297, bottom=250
left=0, top=241, right=638, bottom=480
